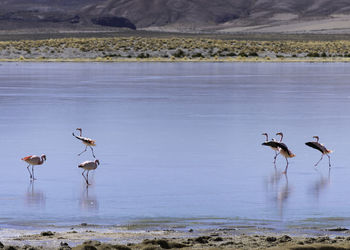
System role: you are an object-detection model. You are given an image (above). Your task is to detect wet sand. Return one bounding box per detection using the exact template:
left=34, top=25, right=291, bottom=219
left=3, top=227, right=350, bottom=249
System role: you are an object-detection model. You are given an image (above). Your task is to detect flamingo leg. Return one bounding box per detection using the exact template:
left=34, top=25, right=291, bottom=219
left=32, top=166, right=36, bottom=180
left=86, top=170, right=90, bottom=185
left=314, top=154, right=324, bottom=167
left=78, top=146, right=87, bottom=156
left=26, top=165, right=32, bottom=179
left=89, top=146, right=96, bottom=158
left=283, top=158, right=289, bottom=174
left=273, top=152, right=280, bottom=165
left=327, top=154, right=331, bottom=168
left=82, top=170, right=88, bottom=183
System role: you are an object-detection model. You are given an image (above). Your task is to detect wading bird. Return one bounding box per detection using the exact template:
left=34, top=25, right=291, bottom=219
left=275, top=132, right=295, bottom=174
left=72, top=128, right=96, bottom=158
left=263, top=132, right=295, bottom=173
left=261, top=133, right=280, bottom=164
left=21, top=154, right=46, bottom=180
left=305, top=136, right=332, bottom=168
left=78, top=159, right=100, bottom=185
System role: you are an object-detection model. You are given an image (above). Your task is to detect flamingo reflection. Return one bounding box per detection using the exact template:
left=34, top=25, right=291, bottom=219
left=310, top=168, right=331, bottom=200
left=277, top=174, right=290, bottom=214
left=266, top=169, right=291, bottom=217
left=79, top=185, right=99, bottom=212
left=25, top=181, right=45, bottom=208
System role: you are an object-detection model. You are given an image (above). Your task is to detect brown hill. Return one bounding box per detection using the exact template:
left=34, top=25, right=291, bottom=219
left=2, top=0, right=350, bottom=33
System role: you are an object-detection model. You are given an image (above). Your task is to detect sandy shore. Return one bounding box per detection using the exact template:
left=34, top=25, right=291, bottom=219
left=2, top=226, right=350, bottom=249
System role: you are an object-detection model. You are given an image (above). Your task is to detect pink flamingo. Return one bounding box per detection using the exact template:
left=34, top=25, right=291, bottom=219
left=72, top=128, right=96, bottom=158
left=21, top=154, right=46, bottom=180
left=78, top=159, right=100, bottom=185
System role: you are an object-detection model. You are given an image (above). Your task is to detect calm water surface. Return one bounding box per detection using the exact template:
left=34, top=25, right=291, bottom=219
left=0, top=62, right=350, bottom=232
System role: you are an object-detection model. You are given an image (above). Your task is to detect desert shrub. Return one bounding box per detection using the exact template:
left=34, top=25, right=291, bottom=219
left=137, top=53, right=150, bottom=58
left=248, top=52, right=259, bottom=57
left=173, top=49, right=185, bottom=58
left=238, top=52, right=248, bottom=57
left=226, top=52, right=237, bottom=56
left=307, top=52, right=320, bottom=57
left=80, top=46, right=88, bottom=52
left=108, top=54, right=120, bottom=57
left=192, top=52, right=203, bottom=58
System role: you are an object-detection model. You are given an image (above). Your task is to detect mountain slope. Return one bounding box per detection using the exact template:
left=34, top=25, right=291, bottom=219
left=2, top=0, right=350, bottom=33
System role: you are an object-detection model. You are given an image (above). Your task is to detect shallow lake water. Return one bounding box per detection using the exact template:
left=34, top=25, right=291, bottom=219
left=0, top=62, right=350, bottom=232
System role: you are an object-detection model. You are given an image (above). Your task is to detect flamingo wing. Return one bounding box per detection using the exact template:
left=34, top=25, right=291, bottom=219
left=306, top=141, right=327, bottom=154
left=21, top=155, right=32, bottom=161
left=274, top=142, right=295, bottom=157
left=262, top=141, right=279, bottom=149
left=82, top=137, right=96, bottom=146
left=79, top=161, right=97, bottom=170
left=74, top=134, right=96, bottom=146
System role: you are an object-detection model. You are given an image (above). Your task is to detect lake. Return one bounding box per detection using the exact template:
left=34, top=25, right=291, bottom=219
left=0, top=62, right=349, bottom=233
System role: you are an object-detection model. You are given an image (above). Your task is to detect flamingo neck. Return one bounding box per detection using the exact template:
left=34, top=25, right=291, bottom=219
left=263, top=134, right=268, bottom=141
left=279, top=134, right=283, bottom=142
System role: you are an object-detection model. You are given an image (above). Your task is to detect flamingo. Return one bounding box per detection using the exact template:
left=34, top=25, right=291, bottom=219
left=21, top=154, right=46, bottom=180
left=263, top=132, right=295, bottom=173
left=305, top=136, right=332, bottom=168
left=274, top=133, right=295, bottom=173
left=78, top=159, right=100, bottom=185
left=261, top=133, right=280, bottom=165
left=72, top=128, right=96, bottom=158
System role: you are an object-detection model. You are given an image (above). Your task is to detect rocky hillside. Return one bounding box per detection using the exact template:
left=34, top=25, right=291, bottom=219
left=2, top=0, right=350, bottom=33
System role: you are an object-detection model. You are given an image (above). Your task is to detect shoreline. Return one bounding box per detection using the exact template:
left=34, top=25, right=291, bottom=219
left=2, top=226, right=350, bottom=249
left=2, top=57, right=350, bottom=63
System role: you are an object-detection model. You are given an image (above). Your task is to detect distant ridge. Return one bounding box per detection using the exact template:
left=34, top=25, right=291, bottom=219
left=2, top=0, right=350, bottom=33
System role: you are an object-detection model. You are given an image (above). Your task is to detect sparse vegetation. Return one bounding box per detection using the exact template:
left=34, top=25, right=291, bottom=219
left=1, top=36, right=350, bottom=61
left=137, top=52, right=150, bottom=59
left=307, top=52, right=320, bottom=57
left=192, top=52, right=204, bottom=58
left=173, top=49, right=186, bottom=58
